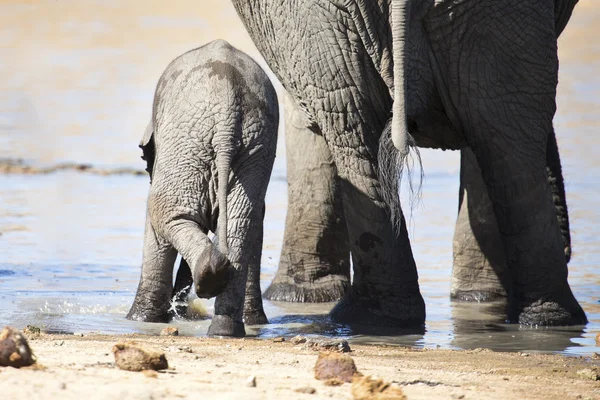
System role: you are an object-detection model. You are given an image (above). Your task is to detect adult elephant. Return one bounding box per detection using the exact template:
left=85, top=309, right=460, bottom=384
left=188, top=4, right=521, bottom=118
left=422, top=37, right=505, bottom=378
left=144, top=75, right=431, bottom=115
left=232, top=0, right=587, bottom=326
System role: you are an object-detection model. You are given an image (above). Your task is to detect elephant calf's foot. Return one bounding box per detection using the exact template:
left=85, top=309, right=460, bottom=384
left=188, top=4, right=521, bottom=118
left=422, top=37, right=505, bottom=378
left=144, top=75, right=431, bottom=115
left=516, top=296, right=588, bottom=326
left=193, top=246, right=233, bottom=299
left=264, top=275, right=349, bottom=303
left=207, top=315, right=246, bottom=337
left=451, top=290, right=507, bottom=303
left=329, top=291, right=426, bottom=330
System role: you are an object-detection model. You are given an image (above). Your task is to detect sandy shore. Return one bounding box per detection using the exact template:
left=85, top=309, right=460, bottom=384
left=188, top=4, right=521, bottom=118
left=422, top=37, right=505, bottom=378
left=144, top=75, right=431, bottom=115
left=1, top=332, right=598, bottom=399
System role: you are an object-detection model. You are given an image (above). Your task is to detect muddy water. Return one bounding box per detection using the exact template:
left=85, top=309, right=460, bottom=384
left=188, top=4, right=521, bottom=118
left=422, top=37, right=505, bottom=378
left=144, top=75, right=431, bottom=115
left=0, top=1, right=598, bottom=355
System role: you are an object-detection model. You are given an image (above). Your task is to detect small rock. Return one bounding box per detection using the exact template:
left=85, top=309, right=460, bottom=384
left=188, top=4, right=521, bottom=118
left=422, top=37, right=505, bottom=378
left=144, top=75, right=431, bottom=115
left=73, top=332, right=84, bottom=337
left=307, top=339, right=351, bottom=353
left=178, top=346, right=193, bottom=353
left=291, top=335, right=307, bottom=345
left=351, top=375, right=407, bottom=400
left=595, top=332, right=600, bottom=345
left=272, top=337, right=285, bottom=343
left=112, top=342, right=168, bottom=372
left=314, top=352, right=360, bottom=383
left=520, top=352, right=529, bottom=357
left=324, top=378, right=345, bottom=386
left=451, top=395, right=465, bottom=400
left=246, top=375, right=257, bottom=387
left=577, top=368, right=599, bottom=381
left=591, top=353, right=600, bottom=360
left=294, top=387, right=316, bottom=394
left=160, top=327, right=179, bottom=336
left=142, top=370, right=159, bottom=378
left=0, top=326, right=36, bottom=368
left=22, top=325, right=41, bottom=336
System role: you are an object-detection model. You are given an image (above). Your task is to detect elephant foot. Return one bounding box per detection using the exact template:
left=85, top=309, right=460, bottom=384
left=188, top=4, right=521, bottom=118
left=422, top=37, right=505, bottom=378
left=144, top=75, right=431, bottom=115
left=126, top=303, right=170, bottom=323
left=243, top=308, right=269, bottom=325
left=207, top=315, right=246, bottom=337
left=451, top=290, right=507, bottom=303
left=515, top=293, right=587, bottom=326
left=193, top=245, right=233, bottom=299
left=243, top=297, right=269, bottom=325
left=329, top=291, right=425, bottom=330
left=264, top=275, right=349, bottom=303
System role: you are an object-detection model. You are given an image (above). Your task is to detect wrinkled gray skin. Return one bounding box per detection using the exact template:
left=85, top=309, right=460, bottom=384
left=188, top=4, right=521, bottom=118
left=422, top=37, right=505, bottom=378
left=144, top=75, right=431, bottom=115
left=126, top=40, right=279, bottom=337
left=233, top=0, right=587, bottom=327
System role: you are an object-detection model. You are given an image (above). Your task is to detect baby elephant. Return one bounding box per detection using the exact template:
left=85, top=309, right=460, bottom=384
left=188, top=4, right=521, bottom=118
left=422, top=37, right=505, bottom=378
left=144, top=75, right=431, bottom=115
left=127, top=40, right=279, bottom=337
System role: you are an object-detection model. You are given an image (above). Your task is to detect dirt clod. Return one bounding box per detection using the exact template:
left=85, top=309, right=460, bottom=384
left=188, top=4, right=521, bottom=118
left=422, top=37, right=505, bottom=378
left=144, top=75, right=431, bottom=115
left=351, top=375, right=407, bottom=400
left=577, top=368, right=599, bottom=381
left=314, top=351, right=360, bottom=383
left=294, top=386, right=316, bottom=394
left=0, top=326, right=36, bottom=368
left=160, top=327, right=179, bottom=336
left=112, top=342, right=168, bottom=372
left=272, top=337, right=285, bottom=343
left=324, top=378, right=345, bottom=386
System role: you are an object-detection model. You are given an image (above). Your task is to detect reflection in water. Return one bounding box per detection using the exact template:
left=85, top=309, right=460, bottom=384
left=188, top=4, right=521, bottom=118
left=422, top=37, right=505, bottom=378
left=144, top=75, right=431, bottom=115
left=449, top=302, right=586, bottom=353
left=0, top=1, right=598, bottom=355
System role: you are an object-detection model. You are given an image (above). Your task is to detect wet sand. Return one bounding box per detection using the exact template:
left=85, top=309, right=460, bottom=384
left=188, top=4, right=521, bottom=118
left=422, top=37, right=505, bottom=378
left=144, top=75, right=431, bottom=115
left=2, top=333, right=599, bottom=399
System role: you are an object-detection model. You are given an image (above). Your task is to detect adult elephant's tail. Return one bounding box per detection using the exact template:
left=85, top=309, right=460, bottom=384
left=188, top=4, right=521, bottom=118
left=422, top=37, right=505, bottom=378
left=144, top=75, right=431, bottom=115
left=380, top=0, right=422, bottom=231
left=378, top=119, right=422, bottom=233
left=390, top=0, right=410, bottom=156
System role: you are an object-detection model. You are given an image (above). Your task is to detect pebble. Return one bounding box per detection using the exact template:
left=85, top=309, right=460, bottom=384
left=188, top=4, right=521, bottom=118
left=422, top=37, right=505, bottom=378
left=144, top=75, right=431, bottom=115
left=160, top=327, right=179, bottom=336
left=294, top=387, right=316, bottom=394
left=291, top=335, right=307, bottom=345
left=246, top=375, right=257, bottom=387
left=272, top=337, right=285, bottom=343
left=307, top=339, right=351, bottom=353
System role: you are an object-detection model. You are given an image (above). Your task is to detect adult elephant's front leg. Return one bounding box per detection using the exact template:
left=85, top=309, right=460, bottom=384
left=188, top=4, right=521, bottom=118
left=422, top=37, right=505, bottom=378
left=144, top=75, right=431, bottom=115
left=426, top=0, right=586, bottom=325
left=264, top=94, right=351, bottom=303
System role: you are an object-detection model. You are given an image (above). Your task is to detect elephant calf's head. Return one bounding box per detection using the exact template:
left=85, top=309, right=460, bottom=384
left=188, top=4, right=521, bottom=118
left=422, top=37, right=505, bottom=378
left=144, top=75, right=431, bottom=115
left=193, top=245, right=233, bottom=299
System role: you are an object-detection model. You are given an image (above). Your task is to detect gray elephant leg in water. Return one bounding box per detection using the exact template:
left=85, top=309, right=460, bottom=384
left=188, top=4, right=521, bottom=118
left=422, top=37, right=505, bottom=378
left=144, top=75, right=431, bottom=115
left=452, top=129, right=572, bottom=302
left=126, top=40, right=278, bottom=336
left=426, top=0, right=586, bottom=325
left=264, top=93, right=351, bottom=303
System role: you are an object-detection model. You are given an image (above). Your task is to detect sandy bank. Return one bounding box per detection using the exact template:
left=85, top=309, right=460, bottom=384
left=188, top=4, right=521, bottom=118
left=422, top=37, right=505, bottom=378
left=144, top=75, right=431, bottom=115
left=1, top=333, right=598, bottom=399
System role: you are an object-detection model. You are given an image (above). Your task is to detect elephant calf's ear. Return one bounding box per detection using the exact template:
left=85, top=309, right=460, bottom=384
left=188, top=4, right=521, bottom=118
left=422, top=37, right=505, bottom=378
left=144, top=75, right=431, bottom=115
left=139, top=121, right=156, bottom=182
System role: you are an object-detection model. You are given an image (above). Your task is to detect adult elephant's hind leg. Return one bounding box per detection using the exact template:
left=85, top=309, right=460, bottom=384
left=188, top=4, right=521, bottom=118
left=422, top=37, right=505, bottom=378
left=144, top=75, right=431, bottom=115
left=427, top=0, right=586, bottom=325
left=264, top=94, right=351, bottom=303
left=452, top=148, right=509, bottom=302
left=127, top=212, right=177, bottom=322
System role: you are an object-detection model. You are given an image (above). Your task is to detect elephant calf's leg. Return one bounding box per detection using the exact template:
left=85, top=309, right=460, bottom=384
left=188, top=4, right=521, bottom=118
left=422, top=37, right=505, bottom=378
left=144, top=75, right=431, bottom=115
left=127, top=214, right=177, bottom=322
left=452, top=148, right=509, bottom=302
left=243, top=207, right=268, bottom=325
left=265, top=95, right=350, bottom=303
